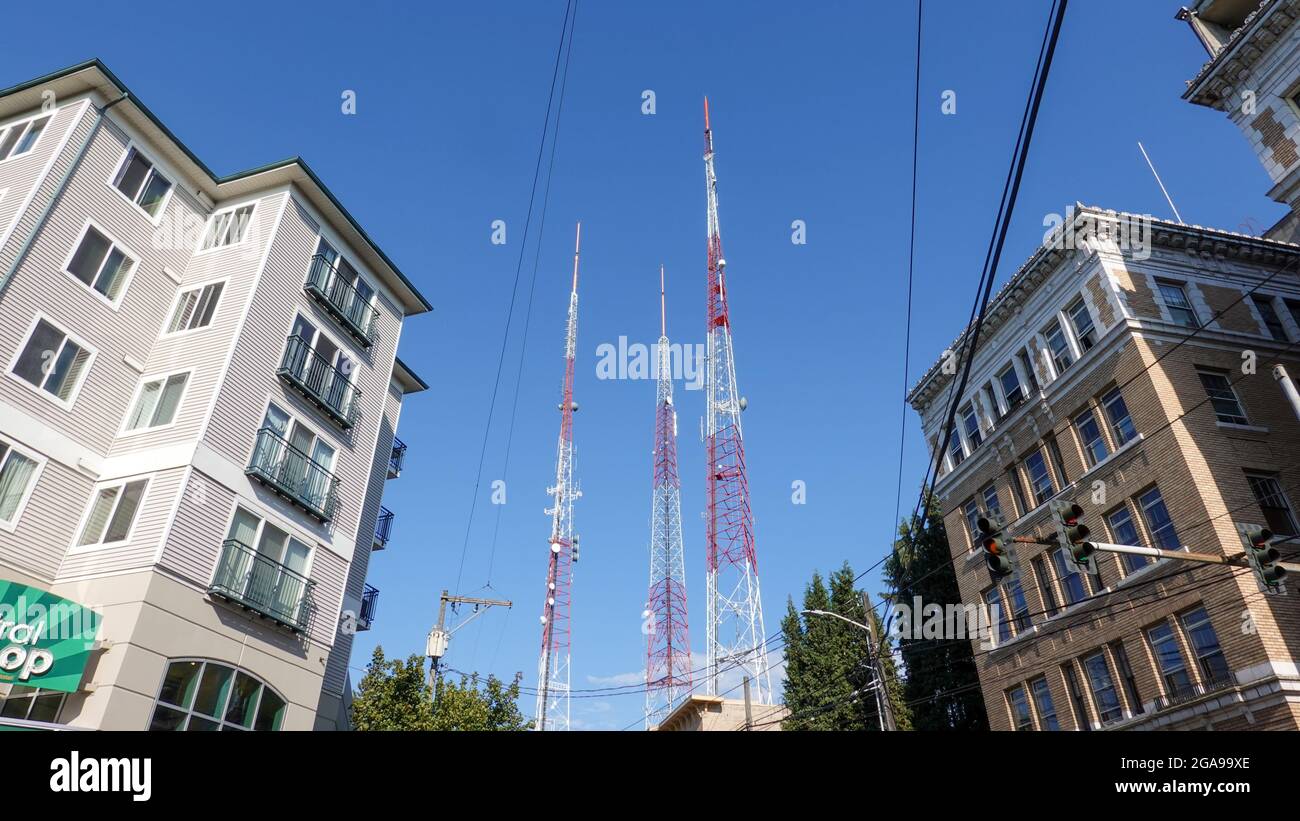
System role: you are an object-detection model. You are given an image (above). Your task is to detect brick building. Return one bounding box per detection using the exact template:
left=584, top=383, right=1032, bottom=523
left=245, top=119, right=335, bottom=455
left=904, top=0, right=1300, bottom=730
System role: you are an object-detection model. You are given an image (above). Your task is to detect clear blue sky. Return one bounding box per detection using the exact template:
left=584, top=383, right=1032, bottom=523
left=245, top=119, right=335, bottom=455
left=3, top=1, right=1282, bottom=729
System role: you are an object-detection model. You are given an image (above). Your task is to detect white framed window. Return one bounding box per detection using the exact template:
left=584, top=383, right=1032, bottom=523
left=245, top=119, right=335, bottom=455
left=8, top=314, right=96, bottom=408
left=1156, top=280, right=1199, bottom=328
left=0, top=114, right=52, bottom=163
left=1067, top=298, right=1097, bottom=351
left=0, top=435, right=44, bottom=532
left=122, top=370, right=191, bottom=433
left=161, top=280, right=226, bottom=336
left=149, top=658, right=288, bottom=731
left=998, top=363, right=1024, bottom=411
left=110, top=146, right=173, bottom=221
left=1196, top=369, right=1248, bottom=425
left=1246, top=473, right=1299, bottom=537
left=1251, top=294, right=1289, bottom=341
left=198, top=203, right=255, bottom=252
left=1044, top=321, right=1073, bottom=375
left=960, top=404, right=982, bottom=450
left=74, top=477, right=149, bottom=549
left=62, top=221, right=137, bottom=308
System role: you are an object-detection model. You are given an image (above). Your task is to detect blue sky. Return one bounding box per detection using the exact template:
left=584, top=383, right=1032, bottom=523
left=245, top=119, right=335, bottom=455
left=3, top=0, right=1283, bottom=730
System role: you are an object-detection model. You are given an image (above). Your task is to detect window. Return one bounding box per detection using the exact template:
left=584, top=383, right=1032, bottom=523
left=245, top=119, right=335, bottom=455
left=10, top=317, right=94, bottom=405
left=1044, top=321, right=1074, bottom=374
left=1286, top=299, right=1300, bottom=331
left=76, top=478, right=148, bottom=547
left=199, top=204, right=255, bottom=251
left=1007, top=465, right=1030, bottom=518
left=1197, top=370, right=1248, bottom=426
left=1138, top=487, right=1179, bottom=551
left=123, top=372, right=189, bottom=432
left=1157, top=280, right=1199, bottom=328
left=963, top=498, right=981, bottom=548
left=1107, top=506, right=1150, bottom=574
left=985, top=587, right=1009, bottom=645
left=64, top=223, right=136, bottom=305
left=149, top=659, right=287, bottom=731
left=1110, top=641, right=1143, bottom=716
left=112, top=147, right=172, bottom=218
left=1101, top=387, right=1137, bottom=446
left=0, top=115, right=51, bottom=162
left=1053, top=548, right=1087, bottom=606
left=1004, top=576, right=1031, bottom=634
left=1247, top=474, right=1298, bottom=537
left=1179, top=607, right=1231, bottom=686
left=981, top=483, right=1002, bottom=522
left=1062, top=663, right=1091, bottom=731
left=1046, top=433, right=1069, bottom=488
left=164, top=281, right=225, bottom=335
left=1018, top=350, right=1040, bottom=393
left=1147, top=622, right=1192, bottom=698
left=0, top=437, right=42, bottom=529
left=1032, top=554, right=1059, bottom=617
left=998, top=364, right=1024, bottom=411
left=947, top=425, right=964, bottom=468
left=1083, top=651, right=1123, bottom=724
left=1068, top=299, right=1097, bottom=351
left=961, top=405, right=982, bottom=450
left=251, top=403, right=338, bottom=512
left=1075, top=409, right=1109, bottom=467
left=1025, top=450, right=1054, bottom=506
left=1030, top=678, right=1059, bottom=731
left=1007, top=686, right=1033, bottom=730
left=1252, top=295, right=1288, bottom=341
left=216, top=507, right=313, bottom=626
left=0, top=685, right=65, bottom=723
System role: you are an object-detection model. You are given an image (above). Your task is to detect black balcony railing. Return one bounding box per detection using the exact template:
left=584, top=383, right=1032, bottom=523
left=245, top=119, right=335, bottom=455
left=374, top=507, right=394, bottom=550
left=1155, top=674, right=1236, bottom=711
left=305, top=255, right=379, bottom=346
left=388, top=437, right=407, bottom=479
left=246, top=427, right=340, bottom=522
left=277, top=335, right=361, bottom=429
left=358, top=584, right=379, bottom=631
left=209, top=539, right=315, bottom=633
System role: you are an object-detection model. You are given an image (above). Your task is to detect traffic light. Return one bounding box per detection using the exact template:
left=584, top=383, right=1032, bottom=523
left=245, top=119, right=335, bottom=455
left=977, top=511, right=1014, bottom=583
left=1051, top=500, right=1098, bottom=575
left=1238, top=524, right=1286, bottom=590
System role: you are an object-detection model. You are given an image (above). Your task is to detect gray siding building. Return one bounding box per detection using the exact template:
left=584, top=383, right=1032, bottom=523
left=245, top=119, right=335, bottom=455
left=0, top=60, right=429, bottom=731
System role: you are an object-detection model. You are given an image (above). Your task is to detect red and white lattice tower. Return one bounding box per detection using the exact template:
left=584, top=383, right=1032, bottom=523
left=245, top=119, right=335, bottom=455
left=536, top=222, right=583, bottom=731
left=702, top=99, right=772, bottom=702
left=644, top=265, right=692, bottom=729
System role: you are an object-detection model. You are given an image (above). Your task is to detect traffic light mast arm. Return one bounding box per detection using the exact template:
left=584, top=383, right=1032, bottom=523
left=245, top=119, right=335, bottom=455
left=1088, top=541, right=1300, bottom=575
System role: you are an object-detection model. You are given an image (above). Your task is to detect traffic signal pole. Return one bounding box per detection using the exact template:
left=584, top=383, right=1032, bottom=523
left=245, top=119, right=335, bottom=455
left=1009, top=537, right=1300, bottom=575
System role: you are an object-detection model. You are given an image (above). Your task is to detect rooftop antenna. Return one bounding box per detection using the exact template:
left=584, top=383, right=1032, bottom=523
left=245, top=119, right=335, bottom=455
left=1138, top=141, right=1185, bottom=225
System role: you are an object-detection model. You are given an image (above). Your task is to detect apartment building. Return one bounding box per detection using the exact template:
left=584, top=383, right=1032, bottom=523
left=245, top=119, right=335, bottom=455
left=0, top=60, right=430, bottom=731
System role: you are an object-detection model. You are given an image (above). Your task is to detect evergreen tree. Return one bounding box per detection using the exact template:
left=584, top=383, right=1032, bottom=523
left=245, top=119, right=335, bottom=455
left=780, top=564, right=912, bottom=730
left=883, top=495, right=989, bottom=731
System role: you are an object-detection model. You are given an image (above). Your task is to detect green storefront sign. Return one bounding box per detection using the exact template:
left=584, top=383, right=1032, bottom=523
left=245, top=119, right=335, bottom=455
left=0, top=579, right=101, bottom=693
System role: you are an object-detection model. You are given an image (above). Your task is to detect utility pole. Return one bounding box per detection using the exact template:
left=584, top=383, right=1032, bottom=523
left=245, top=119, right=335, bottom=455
left=426, top=589, right=512, bottom=685
left=863, top=592, right=897, bottom=732
left=743, top=676, right=753, bottom=731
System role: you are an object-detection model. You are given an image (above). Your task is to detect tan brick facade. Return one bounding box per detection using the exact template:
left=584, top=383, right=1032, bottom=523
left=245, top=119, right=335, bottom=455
left=910, top=212, right=1300, bottom=732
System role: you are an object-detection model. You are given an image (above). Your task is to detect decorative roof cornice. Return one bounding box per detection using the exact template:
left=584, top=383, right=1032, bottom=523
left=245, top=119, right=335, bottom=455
left=1183, top=0, right=1299, bottom=109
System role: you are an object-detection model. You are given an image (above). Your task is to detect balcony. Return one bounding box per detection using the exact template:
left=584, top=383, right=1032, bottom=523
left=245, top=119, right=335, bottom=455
left=358, top=584, right=379, bottom=631
left=374, top=507, right=394, bottom=550
left=277, top=335, right=361, bottom=429
left=304, top=255, right=379, bottom=346
left=388, top=437, right=406, bottom=479
left=246, top=427, right=340, bottom=522
left=209, top=539, right=315, bottom=633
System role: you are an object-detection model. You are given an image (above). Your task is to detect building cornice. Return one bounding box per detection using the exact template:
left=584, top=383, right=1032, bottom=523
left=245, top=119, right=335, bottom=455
left=1183, top=0, right=1299, bottom=109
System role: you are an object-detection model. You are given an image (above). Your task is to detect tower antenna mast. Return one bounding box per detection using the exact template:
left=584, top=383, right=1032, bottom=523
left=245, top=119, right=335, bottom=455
left=645, top=264, right=691, bottom=728
left=536, top=221, right=583, bottom=731
left=702, top=100, right=772, bottom=702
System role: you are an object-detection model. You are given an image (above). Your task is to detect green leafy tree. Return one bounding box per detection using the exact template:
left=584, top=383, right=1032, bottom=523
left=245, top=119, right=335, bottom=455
left=350, top=646, right=532, bottom=731
left=883, top=495, right=989, bottom=731
left=351, top=647, right=436, bottom=731
left=780, top=563, right=911, bottom=730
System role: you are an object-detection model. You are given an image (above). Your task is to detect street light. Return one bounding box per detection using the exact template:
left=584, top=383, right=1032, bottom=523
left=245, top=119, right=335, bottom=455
left=799, top=607, right=893, bottom=731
